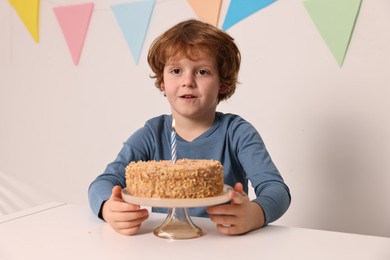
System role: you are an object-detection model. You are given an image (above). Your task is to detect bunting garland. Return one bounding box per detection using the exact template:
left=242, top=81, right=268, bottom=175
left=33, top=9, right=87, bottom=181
left=5, top=0, right=363, bottom=67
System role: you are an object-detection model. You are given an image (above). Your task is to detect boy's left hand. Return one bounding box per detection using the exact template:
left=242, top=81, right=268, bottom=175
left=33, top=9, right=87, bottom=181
left=206, top=183, right=265, bottom=235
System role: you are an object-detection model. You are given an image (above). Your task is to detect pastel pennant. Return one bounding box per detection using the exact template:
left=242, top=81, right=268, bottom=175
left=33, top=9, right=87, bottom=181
left=222, top=0, right=276, bottom=31
left=53, top=3, right=94, bottom=65
left=111, top=0, right=155, bottom=64
left=303, top=0, right=362, bottom=66
left=187, top=0, right=222, bottom=27
left=9, top=0, right=40, bottom=43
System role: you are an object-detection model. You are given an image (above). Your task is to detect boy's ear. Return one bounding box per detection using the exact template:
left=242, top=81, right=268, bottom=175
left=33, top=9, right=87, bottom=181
left=219, top=86, right=227, bottom=94
left=159, top=82, right=165, bottom=91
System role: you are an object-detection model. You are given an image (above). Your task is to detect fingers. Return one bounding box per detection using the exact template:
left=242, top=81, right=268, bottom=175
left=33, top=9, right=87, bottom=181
left=111, top=185, right=124, bottom=201
left=207, top=182, right=256, bottom=235
left=228, top=183, right=249, bottom=205
left=117, top=225, right=141, bottom=236
left=207, top=204, right=253, bottom=235
left=233, top=182, right=244, bottom=193
left=109, top=186, right=141, bottom=211
left=109, top=205, right=148, bottom=221
left=109, top=210, right=149, bottom=236
left=102, top=186, right=149, bottom=235
left=229, top=190, right=249, bottom=205
left=208, top=182, right=249, bottom=216
left=207, top=202, right=245, bottom=217
left=105, top=203, right=149, bottom=236
left=208, top=211, right=247, bottom=235
left=110, top=199, right=141, bottom=212
left=215, top=223, right=247, bottom=235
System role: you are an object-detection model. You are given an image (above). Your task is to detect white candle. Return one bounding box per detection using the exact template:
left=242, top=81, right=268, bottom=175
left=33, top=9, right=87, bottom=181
left=171, top=119, right=177, bottom=163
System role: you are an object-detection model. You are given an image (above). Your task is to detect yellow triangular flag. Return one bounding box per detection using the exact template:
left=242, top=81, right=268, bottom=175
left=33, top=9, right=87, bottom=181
left=187, top=0, right=222, bottom=27
left=9, top=0, right=40, bottom=43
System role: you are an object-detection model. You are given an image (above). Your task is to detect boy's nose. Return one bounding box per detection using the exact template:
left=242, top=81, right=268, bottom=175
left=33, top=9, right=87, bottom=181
left=181, top=73, right=195, bottom=88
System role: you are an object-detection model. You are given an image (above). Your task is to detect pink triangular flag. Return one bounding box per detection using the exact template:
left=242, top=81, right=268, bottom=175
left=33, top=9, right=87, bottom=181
left=53, top=3, right=94, bottom=65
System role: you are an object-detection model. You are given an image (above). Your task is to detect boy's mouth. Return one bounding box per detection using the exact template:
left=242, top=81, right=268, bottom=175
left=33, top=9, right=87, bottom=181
left=181, top=94, right=197, bottom=99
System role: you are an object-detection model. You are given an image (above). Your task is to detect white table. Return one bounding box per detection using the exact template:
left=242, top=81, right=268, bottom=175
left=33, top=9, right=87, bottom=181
left=1, top=202, right=389, bottom=260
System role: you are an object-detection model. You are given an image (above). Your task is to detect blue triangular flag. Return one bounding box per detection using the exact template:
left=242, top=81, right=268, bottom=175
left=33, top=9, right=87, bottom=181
left=222, top=0, right=276, bottom=31
left=111, top=0, right=155, bottom=64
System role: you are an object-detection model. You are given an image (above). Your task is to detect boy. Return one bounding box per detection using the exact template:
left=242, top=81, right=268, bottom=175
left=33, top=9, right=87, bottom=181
left=88, top=19, right=291, bottom=236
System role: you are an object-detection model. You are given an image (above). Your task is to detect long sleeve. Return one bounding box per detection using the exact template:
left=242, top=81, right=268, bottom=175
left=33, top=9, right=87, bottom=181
left=222, top=113, right=291, bottom=224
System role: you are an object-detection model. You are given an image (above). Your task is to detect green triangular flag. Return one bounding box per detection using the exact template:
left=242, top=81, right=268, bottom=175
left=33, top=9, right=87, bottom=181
left=303, top=0, right=362, bottom=66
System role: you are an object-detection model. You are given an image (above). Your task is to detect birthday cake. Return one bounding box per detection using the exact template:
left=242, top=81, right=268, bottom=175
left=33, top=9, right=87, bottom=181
left=125, top=159, right=224, bottom=199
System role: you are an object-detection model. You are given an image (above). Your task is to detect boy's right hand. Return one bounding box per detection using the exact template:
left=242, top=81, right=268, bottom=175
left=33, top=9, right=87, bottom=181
left=102, top=186, right=149, bottom=235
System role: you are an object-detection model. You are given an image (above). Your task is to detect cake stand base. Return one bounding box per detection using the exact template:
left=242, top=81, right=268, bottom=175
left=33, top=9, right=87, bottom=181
left=153, top=208, right=203, bottom=239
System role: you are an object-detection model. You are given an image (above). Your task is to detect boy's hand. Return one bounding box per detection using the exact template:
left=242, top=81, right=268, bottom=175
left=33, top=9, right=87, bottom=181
left=206, top=183, right=265, bottom=235
left=102, top=186, right=149, bottom=235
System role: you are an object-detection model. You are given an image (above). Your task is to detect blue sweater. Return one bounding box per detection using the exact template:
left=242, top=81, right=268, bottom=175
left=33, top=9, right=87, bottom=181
left=88, top=112, right=291, bottom=224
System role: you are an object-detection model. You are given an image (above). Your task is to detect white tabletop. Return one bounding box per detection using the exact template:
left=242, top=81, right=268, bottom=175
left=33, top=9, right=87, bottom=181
left=0, top=202, right=389, bottom=260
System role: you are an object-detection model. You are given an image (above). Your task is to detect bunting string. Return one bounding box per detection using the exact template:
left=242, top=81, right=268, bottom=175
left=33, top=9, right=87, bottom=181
left=6, top=0, right=362, bottom=67
left=8, top=2, right=14, bottom=64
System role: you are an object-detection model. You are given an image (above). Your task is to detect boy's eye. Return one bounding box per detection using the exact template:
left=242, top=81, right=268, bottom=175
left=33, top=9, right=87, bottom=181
left=198, top=69, right=209, bottom=75
left=171, top=68, right=181, bottom=74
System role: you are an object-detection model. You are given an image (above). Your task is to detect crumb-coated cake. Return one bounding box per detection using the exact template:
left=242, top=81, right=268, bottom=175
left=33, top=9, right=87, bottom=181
left=125, top=159, right=224, bottom=199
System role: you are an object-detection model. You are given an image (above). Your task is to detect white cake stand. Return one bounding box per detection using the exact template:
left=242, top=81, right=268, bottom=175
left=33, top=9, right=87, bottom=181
left=121, top=185, right=232, bottom=239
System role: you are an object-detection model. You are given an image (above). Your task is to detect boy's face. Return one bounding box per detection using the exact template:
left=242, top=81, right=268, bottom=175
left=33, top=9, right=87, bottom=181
left=161, top=52, right=224, bottom=121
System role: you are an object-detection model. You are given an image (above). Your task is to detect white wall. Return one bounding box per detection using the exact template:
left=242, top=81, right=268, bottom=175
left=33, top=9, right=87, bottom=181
left=1, top=0, right=389, bottom=237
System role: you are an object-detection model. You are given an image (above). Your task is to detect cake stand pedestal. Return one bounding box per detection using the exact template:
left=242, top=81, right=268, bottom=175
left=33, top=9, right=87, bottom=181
left=153, top=207, right=202, bottom=239
left=122, top=184, right=232, bottom=240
